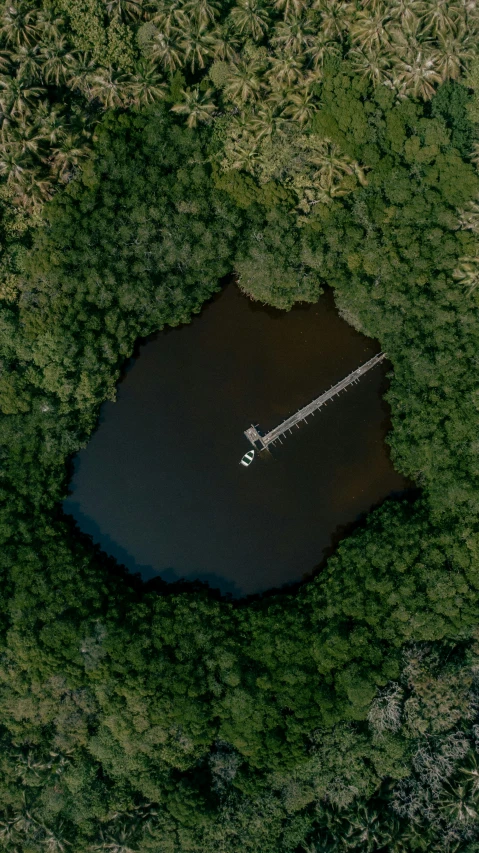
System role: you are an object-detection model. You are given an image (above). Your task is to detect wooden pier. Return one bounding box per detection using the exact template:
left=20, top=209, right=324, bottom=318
left=244, top=352, right=387, bottom=451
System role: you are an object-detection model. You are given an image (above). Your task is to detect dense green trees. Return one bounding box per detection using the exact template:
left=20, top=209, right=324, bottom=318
left=0, top=1, right=479, bottom=851
left=0, top=89, right=478, bottom=848
left=1, top=497, right=479, bottom=850
left=0, top=0, right=477, bottom=211
left=222, top=70, right=479, bottom=523
left=0, top=106, right=242, bottom=518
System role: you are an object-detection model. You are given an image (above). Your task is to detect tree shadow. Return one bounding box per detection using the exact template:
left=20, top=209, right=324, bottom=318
left=60, top=502, right=241, bottom=601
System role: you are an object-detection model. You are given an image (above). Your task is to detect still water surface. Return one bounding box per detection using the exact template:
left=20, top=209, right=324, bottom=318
left=64, top=283, right=406, bottom=596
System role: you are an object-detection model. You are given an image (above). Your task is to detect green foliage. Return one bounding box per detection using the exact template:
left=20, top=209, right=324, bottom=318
left=0, top=0, right=478, bottom=211
left=0, top=10, right=478, bottom=853
left=10, top=106, right=240, bottom=416
left=431, top=81, right=476, bottom=156
left=55, top=0, right=108, bottom=59
left=227, top=71, right=479, bottom=517
left=235, top=206, right=322, bottom=308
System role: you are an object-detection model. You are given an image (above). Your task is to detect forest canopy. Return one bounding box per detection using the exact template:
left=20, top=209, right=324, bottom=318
left=1, top=1, right=479, bottom=852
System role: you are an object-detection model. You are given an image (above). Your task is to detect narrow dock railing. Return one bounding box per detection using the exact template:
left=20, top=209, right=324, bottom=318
left=244, top=352, right=387, bottom=451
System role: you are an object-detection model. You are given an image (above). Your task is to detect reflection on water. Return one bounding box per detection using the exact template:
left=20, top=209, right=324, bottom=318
left=64, top=282, right=407, bottom=596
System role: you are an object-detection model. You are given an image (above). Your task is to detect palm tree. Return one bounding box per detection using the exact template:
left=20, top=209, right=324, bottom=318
left=101, top=0, right=143, bottom=20
left=342, top=805, right=392, bottom=850
left=271, top=16, right=314, bottom=56
left=223, top=136, right=261, bottom=173
left=388, top=0, right=422, bottom=29
left=248, top=104, right=281, bottom=141
left=418, top=0, right=460, bottom=36
left=463, top=1, right=479, bottom=37
left=49, top=133, right=87, bottom=181
left=387, top=819, right=430, bottom=853
left=13, top=749, right=49, bottom=783
left=310, top=139, right=368, bottom=192
left=349, top=46, right=391, bottom=86
left=0, top=76, right=45, bottom=119
left=307, top=32, right=340, bottom=70
left=272, top=0, right=309, bottom=19
left=222, top=109, right=254, bottom=139
left=229, top=0, right=270, bottom=41
left=223, top=57, right=264, bottom=105
left=265, top=83, right=288, bottom=111
left=438, top=780, right=479, bottom=822
left=1, top=121, right=43, bottom=157
left=179, top=24, right=215, bottom=72
left=40, top=821, right=73, bottom=853
left=36, top=6, right=64, bottom=42
left=184, top=0, right=220, bottom=28
left=90, top=822, right=140, bottom=853
left=33, top=100, right=66, bottom=145
left=0, top=816, right=20, bottom=847
left=0, top=3, right=39, bottom=48
left=453, top=256, right=479, bottom=294
left=433, top=27, right=474, bottom=81
left=130, top=60, right=166, bottom=105
left=39, top=37, right=76, bottom=86
left=0, top=48, right=12, bottom=73
left=283, top=87, right=316, bottom=125
left=89, top=67, right=130, bottom=108
left=149, top=1, right=189, bottom=35
left=65, top=53, right=98, bottom=98
left=151, top=29, right=185, bottom=72
left=390, top=48, right=442, bottom=100
left=266, top=53, right=303, bottom=87
left=11, top=44, right=44, bottom=82
left=350, top=9, right=392, bottom=51
left=17, top=170, right=55, bottom=211
left=459, top=753, right=479, bottom=795
left=457, top=199, right=479, bottom=235
left=387, top=12, right=427, bottom=51
left=171, top=86, right=216, bottom=127
left=10, top=800, right=42, bottom=836
left=311, top=0, right=351, bottom=41
left=46, top=751, right=74, bottom=777
left=210, top=25, right=241, bottom=61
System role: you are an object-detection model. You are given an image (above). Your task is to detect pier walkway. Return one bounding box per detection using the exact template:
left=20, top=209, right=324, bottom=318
left=244, top=352, right=387, bottom=451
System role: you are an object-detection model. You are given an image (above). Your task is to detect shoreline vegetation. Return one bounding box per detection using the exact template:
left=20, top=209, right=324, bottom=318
left=1, top=1, right=479, bottom=851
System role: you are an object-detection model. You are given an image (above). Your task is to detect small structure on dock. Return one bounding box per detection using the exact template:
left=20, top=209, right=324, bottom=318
left=244, top=352, right=387, bottom=452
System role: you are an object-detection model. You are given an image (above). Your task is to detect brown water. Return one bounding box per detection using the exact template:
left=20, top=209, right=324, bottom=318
left=64, top=283, right=406, bottom=596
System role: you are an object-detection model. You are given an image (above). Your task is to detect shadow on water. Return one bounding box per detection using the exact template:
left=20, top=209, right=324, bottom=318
left=62, top=485, right=419, bottom=606
left=64, top=501, right=245, bottom=598
left=63, top=281, right=411, bottom=599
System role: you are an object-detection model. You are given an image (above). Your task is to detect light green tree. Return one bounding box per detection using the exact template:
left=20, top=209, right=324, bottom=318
left=223, top=56, right=264, bottom=105
left=229, top=0, right=270, bottom=41
left=0, top=3, right=39, bottom=47
left=171, top=86, right=216, bottom=127
left=130, top=59, right=166, bottom=105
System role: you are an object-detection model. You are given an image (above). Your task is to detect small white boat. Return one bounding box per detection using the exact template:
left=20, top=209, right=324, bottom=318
left=240, top=450, right=255, bottom=467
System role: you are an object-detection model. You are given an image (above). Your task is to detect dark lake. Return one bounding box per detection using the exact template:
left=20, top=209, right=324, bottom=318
left=64, top=282, right=407, bottom=596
